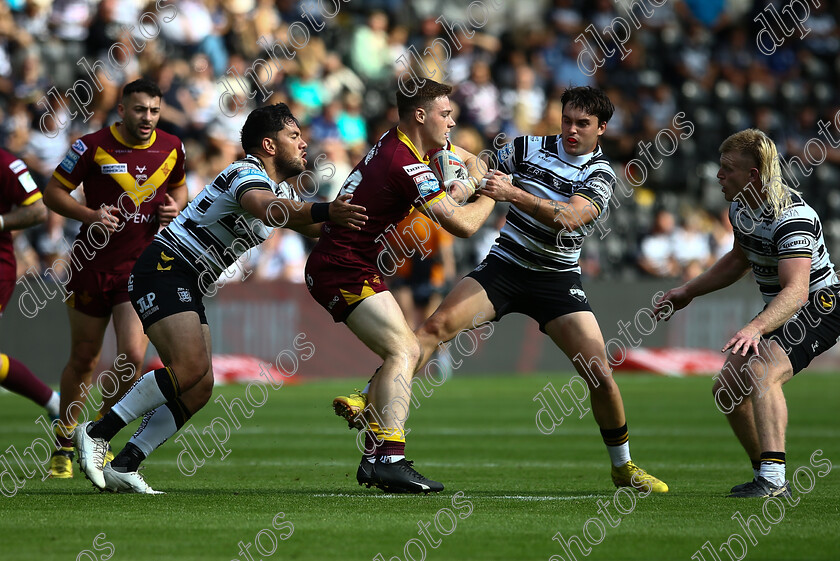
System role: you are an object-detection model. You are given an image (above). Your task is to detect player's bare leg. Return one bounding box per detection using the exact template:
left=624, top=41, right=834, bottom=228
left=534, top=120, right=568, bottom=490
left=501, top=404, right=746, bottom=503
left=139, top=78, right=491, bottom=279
left=345, top=292, right=442, bottom=493
left=51, top=307, right=109, bottom=477
left=416, top=277, right=496, bottom=367
left=76, top=311, right=209, bottom=489
left=714, top=353, right=761, bottom=461
left=104, top=324, right=214, bottom=493
left=545, top=311, right=668, bottom=492
left=722, top=339, right=793, bottom=496
left=544, top=312, right=625, bottom=428
left=102, top=302, right=149, bottom=412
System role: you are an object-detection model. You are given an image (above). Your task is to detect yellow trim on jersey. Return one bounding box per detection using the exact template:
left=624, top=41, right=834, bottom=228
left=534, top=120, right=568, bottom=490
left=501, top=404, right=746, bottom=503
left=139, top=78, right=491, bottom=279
left=110, top=123, right=157, bottom=149
left=415, top=192, right=447, bottom=211
left=340, top=281, right=378, bottom=305
left=94, top=146, right=179, bottom=206
left=0, top=353, right=9, bottom=383
left=778, top=253, right=812, bottom=259
left=396, top=127, right=427, bottom=163
left=21, top=192, right=43, bottom=206
left=53, top=171, right=77, bottom=191
left=572, top=192, right=602, bottom=214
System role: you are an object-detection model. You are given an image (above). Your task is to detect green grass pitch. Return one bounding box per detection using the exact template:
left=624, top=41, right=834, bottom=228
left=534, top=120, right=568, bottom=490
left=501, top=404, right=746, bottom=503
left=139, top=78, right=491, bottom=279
left=1, top=373, right=838, bottom=560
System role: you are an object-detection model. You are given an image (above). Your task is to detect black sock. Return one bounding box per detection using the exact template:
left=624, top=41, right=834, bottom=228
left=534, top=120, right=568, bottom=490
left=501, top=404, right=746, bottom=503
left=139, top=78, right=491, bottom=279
left=87, top=411, right=128, bottom=441
left=110, top=442, right=147, bottom=473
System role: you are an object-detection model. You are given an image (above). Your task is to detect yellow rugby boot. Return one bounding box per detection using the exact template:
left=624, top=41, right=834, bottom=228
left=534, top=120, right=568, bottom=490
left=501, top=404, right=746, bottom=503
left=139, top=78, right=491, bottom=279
left=611, top=460, right=669, bottom=493
left=333, top=390, right=367, bottom=430
left=48, top=447, right=74, bottom=479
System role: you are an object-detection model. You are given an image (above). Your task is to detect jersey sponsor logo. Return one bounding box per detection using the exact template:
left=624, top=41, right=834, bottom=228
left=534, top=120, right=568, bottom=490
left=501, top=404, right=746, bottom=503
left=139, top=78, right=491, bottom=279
left=584, top=178, right=613, bottom=201
left=569, top=284, right=587, bottom=303
left=101, top=163, right=128, bottom=174
left=129, top=213, right=156, bottom=223
left=177, top=287, right=192, bottom=303
left=9, top=159, right=26, bottom=174
left=413, top=172, right=437, bottom=184
left=136, top=292, right=158, bottom=317
left=498, top=143, right=514, bottom=165
left=403, top=163, right=428, bottom=176
left=136, top=165, right=147, bottom=174
left=780, top=238, right=808, bottom=250
left=72, top=139, right=88, bottom=155
left=416, top=178, right=440, bottom=197
left=60, top=150, right=80, bottom=173
left=18, top=172, right=38, bottom=193
left=327, top=295, right=339, bottom=310
left=236, top=168, right=266, bottom=180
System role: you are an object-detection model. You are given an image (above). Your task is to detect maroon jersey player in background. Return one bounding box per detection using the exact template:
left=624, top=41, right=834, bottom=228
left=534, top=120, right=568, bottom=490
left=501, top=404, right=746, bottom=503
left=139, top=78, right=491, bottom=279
left=0, top=148, right=60, bottom=421
left=42, top=79, right=187, bottom=478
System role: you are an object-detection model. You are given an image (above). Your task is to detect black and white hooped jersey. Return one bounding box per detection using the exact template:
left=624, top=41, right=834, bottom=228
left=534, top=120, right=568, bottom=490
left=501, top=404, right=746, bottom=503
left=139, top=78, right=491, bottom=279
left=491, top=135, right=615, bottom=273
left=156, top=154, right=301, bottom=279
left=729, top=192, right=836, bottom=303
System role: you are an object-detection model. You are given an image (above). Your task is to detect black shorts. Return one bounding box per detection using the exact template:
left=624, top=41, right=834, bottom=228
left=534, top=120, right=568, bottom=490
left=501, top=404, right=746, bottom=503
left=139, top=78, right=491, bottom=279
left=467, top=254, right=592, bottom=332
left=129, top=242, right=208, bottom=332
left=765, top=285, right=840, bottom=374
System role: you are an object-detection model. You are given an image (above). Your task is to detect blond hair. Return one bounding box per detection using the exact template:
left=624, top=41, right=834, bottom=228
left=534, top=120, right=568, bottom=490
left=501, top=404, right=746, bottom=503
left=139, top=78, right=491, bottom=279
left=719, top=128, right=800, bottom=219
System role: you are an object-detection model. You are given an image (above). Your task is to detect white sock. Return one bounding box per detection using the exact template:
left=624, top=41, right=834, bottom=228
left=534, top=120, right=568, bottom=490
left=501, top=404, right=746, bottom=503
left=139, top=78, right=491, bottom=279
left=379, top=455, right=405, bottom=464
left=607, top=443, right=631, bottom=467
left=111, top=371, right=170, bottom=424
left=753, top=467, right=761, bottom=480
left=45, top=391, right=60, bottom=418
left=759, top=462, right=786, bottom=486
left=129, top=405, right=179, bottom=457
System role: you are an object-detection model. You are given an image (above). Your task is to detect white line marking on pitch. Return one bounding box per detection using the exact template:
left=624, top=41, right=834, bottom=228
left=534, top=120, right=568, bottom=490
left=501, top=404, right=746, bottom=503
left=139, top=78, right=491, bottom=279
left=310, top=493, right=599, bottom=501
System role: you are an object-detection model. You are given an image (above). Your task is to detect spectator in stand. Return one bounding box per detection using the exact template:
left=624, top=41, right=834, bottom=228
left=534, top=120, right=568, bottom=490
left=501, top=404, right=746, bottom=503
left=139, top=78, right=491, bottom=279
left=638, top=209, right=680, bottom=278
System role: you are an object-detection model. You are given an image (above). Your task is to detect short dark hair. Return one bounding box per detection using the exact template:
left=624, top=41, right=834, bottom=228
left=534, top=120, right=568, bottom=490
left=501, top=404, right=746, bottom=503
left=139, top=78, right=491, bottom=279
left=121, top=78, right=162, bottom=100
left=560, top=86, right=614, bottom=125
left=396, top=79, right=453, bottom=120
left=240, top=103, right=300, bottom=153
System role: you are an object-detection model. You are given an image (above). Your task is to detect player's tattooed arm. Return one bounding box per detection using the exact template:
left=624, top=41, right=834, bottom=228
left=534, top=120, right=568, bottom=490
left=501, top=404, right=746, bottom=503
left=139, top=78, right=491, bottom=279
left=0, top=198, right=46, bottom=231
left=482, top=175, right=598, bottom=232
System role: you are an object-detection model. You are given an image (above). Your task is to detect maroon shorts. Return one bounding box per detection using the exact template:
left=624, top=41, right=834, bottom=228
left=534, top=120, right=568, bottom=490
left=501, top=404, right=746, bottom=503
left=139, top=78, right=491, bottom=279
left=65, top=267, right=131, bottom=317
left=305, top=251, right=389, bottom=322
left=0, top=278, right=14, bottom=315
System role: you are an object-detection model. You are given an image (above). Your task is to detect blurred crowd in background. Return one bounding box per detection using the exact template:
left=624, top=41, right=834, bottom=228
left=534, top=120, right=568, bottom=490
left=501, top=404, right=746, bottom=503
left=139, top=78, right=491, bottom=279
left=1, top=0, right=839, bottom=293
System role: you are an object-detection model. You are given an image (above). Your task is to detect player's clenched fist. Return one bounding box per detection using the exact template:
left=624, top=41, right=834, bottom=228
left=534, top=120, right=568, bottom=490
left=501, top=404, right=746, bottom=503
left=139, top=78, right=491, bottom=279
left=328, top=194, right=367, bottom=230
left=156, top=194, right=180, bottom=227
left=479, top=171, right=516, bottom=202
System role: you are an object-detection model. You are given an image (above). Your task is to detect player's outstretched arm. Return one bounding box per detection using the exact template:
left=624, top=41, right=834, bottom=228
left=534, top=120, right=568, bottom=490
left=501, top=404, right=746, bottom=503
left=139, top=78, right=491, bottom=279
left=480, top=174, right=599, bottom=232
left=43, top=176, right=122, bottom=232
left=419, top=171, right=503, bottom=238
left=240, top=189, right=367, bottom=231
left=1, top=198, right=46, bottom=231
left=654, top=242, right=752, bottom=321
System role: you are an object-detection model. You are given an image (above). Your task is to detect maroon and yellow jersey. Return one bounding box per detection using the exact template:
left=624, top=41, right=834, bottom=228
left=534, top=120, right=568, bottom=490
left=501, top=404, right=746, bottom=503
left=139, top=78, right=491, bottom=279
left=310, top=127, right=447, bottom=270
left=52, top=124, right=185, bottom=274
left=0, top=148, right=42, bottom=282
